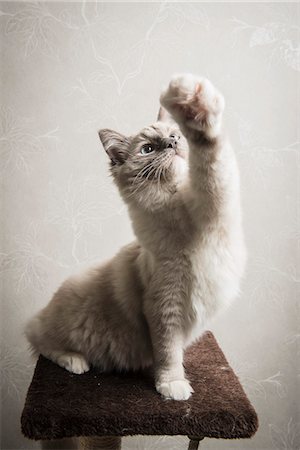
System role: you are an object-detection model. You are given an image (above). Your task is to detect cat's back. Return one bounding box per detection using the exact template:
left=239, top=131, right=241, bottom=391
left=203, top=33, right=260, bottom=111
left=61, top=240, right=143, bottom=302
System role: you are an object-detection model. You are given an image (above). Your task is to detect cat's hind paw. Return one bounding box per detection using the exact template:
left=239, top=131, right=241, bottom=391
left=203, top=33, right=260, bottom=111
left=156, top=379, right=194, bottom=401
left=160, top=73, right=224, bottom=138
left=57, top=352, right=90, bottom=374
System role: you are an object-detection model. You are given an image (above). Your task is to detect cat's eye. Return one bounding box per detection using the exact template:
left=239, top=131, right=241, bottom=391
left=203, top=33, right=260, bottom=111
left=170, top=133, right=180, bottom=140
left=140, top=144, right=154, bottom=155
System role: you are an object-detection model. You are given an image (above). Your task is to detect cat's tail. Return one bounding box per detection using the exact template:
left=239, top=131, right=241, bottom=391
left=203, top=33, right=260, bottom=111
left=25, top=314, right=90, bottom=374
left=24, top=315, right=43, bottom=358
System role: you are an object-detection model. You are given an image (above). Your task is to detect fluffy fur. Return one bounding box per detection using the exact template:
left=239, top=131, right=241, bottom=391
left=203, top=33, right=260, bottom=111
left=25, top=74, right=246, bottom=401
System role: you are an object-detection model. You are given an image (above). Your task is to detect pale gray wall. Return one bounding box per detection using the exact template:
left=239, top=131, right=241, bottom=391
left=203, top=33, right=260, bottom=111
left=1, top=2, right=299, bottom=449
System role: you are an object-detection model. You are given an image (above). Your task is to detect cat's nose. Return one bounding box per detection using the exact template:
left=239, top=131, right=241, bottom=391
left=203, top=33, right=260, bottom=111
left=165, top=138, right=178, bottom=149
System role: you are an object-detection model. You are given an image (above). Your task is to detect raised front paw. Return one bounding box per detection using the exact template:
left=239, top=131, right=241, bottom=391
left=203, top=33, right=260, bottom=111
left=160, top=74, right=224, bottom=138
left=156, top=378, right=194, bottom=401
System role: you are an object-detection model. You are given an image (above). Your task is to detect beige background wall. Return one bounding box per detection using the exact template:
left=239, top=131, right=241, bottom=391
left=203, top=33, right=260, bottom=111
left=1, top=1, right=299, bottom=449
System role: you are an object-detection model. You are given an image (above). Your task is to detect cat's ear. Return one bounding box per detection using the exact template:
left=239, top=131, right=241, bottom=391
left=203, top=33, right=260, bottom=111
left=157, top=106, right=175, bottom=124
left=98, top=129, right=131, bottom=165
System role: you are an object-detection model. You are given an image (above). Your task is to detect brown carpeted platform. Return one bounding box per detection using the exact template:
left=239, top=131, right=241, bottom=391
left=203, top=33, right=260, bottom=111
left=21, top=331, right=258, bottom=441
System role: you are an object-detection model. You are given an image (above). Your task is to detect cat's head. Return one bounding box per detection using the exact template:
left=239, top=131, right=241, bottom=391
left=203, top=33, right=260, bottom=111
left=98, top=108, right=188, bottom=210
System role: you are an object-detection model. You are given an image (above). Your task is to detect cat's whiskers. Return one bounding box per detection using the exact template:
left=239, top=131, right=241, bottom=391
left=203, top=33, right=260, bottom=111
left=128, top=151, right=174, bottom=199
left=132, top=162, right=155, bottom=185
left=150, top=154, right=167, bottom=192
left=164, top=159, right=173, bottom=184
left=156, top=165, right=164, bottom=192
left=128, top=163, right=158, bottom=198
left=144, top=163, right=160, bottom=182
left=157, top=153, right=173, bottom=190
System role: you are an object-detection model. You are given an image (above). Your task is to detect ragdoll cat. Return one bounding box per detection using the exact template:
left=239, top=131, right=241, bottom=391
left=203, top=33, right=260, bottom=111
left=26, top=74, right=246, bottom=401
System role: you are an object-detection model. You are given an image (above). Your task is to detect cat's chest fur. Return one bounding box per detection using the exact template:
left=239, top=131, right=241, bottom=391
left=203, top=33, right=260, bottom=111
left=139, top=217, right=234, bottom=288
left=140, top=218, right=243, bottom=342
left=131, top=201, right=243, bottom=328
left=185, top=236, right=241, bottom=344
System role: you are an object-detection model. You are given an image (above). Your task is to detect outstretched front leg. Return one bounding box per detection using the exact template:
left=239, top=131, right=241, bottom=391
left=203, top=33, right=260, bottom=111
left=160, top=74, right=239, bottom=226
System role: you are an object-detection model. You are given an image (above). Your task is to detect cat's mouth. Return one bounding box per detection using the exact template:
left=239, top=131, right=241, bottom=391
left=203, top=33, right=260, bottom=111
left=174, top=147, right=187, bottom=160
left=175, top=151, right=185, bottom=160
left=171, top=150, right=188, bottom=181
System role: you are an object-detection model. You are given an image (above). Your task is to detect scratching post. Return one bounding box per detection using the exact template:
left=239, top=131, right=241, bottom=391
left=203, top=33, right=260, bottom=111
left=21, top=332, right=258, bottom=449
left=41, top=438, right=77, bottom=449
left=79, top=436, right=121, bottom=450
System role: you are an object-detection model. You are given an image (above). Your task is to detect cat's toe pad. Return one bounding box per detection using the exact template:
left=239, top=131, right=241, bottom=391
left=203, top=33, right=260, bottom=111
left=160, top=73, right=224, bottom=134
left=156, top=379, right=194, bottom=401
left=160, top=73, right=204, bottom=107
left=57, top=353, right=90, bottom=374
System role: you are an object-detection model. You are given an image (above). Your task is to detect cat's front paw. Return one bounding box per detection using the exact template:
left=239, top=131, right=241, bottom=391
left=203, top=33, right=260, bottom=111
left=156, top=379, right=194, bottom=401
left=57, top=353, right=90, bottom=374
left=160, top=74, right=224, bottom=138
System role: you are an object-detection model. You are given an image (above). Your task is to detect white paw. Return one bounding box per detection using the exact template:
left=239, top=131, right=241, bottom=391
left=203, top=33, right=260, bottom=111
left=156, top=379, right=194, bottom=401
left=160, top=73, right=204, bottom=107
left=57, top=353, right=90, bottom=374
left=160, top=73, right=224, bottom=136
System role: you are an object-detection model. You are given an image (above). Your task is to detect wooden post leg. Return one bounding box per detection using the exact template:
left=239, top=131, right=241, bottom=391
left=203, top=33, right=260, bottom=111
left=79, top=436, right=121, bottom=450
left=188, top=436, right=204, bottom=450
left=41, top=438, right=78, bottom=449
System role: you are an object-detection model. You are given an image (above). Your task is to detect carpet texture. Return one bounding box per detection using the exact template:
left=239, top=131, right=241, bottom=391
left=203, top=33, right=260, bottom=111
left=21, top=331, right=258, bottom=441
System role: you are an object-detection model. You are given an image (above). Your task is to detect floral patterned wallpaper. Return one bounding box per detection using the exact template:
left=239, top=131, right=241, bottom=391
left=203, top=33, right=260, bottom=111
left=1, top=2, right=299, bottom=449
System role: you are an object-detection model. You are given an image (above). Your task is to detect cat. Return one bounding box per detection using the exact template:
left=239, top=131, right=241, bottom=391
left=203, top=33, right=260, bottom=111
left=25, top=74, right=246, bottom=401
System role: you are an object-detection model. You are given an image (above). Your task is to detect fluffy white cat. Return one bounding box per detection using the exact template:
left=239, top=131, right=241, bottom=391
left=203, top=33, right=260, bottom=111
left=26, top=74, right=246, bottom=401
